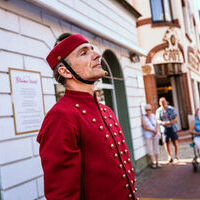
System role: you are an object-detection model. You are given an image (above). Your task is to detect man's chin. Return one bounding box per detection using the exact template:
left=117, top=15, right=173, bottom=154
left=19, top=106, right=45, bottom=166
left=90, top=70, right=108, bottom=81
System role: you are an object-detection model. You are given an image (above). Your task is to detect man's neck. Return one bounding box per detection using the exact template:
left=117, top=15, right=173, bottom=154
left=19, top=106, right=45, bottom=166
left=66, top=81, right=95, bottom=96
left=161, top=106, right=167, bottom=110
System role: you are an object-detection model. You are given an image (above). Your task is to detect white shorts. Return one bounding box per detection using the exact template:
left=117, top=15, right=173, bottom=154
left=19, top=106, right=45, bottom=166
left=194, top=137, right=200, bottom=152
left=145, top=136, right=159, bottom=156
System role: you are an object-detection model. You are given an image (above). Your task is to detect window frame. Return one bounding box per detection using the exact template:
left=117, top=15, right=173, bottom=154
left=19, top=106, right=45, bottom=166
left=150, top=0, right=173, bottom=23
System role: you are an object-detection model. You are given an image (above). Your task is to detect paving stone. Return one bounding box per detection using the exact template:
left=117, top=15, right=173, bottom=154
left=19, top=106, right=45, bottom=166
left=136, top=141, right=200, bottom=199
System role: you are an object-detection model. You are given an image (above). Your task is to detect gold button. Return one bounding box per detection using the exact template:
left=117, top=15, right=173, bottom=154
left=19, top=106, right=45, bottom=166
left=131, top=168, right=134, bottom=172
left=128, top=158, right=131, bottom=162
left=109, top=115, right=112, bottom=119
left=75, top=104, right=79, bottom=108
left=134, top=178, right=137, bottom=182
left=114, top=132, right=117, bottom=136
left=120, top=151, right=123, bottom=155
left=128, top=170, right=131, bottom=174
left=124, top=161, right=127, bottom=164
left=129, top=194, right=132, bottom=198
left=99, top=126, right=103, bottom=130
left=122, top=174, right=126, bottom=178
left=131, top=180, right=134, bottom=184
left=104, top=116, right=107, bottom=120
left=92, top=118, right=96, bottom=123
left=135, top=188, right=138, bottom=192
left=133, top=190, right=136, bottom=193
left=118, top=142, right=121, bottom=145
left=115, top=122, right=118, bottom=126
left=124, top=149, right=128, bottom=153
left=105, top=134, right=109, bottom=139
left=104, top=108, right=107, bottom=112
left=119, top=164, right=123, bottom=168
left=114, top=153, right=118, bottom=158
left=125, top=184, right=129, bottom=188
left=57, top=56, right=61, bottom=60
left=122, top=139, right=125, bottom=144
left=119, top=130, right=122, bottom=134
left=101, top=108, right=103, bottom=111
left=109, top=124, right=112, bottom=128
left=110, top=144, right=114, bottom=148
left=82, top=110, right=86, bottom=114
left=137, top=198, right=140, bottom=200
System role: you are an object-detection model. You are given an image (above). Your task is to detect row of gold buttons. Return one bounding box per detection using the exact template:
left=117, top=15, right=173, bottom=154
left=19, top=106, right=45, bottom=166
left=75, top=104, right=105, bottom=131
left=78, top=105, right=138, bottom=199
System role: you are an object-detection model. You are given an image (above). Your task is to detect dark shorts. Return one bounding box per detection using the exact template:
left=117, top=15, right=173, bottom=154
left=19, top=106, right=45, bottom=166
left=164, top=127, right=178, bottom=143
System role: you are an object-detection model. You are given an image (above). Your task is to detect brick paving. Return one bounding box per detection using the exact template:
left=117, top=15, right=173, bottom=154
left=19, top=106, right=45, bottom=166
left=135, top=141, right=200, bottom=199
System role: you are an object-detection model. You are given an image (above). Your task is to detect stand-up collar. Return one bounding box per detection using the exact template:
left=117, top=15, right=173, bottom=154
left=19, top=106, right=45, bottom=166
left=64, top=90, right=99, bottom=102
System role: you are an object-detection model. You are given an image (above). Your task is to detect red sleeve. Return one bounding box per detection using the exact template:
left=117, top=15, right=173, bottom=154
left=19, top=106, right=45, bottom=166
left=38, top=112, right=81, bottom=200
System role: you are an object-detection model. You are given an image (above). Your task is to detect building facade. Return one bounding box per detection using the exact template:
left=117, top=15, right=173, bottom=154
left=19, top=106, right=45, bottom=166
left=0, top=0, right=147, bottom=199
left=134, top=0, right=200, bottom=130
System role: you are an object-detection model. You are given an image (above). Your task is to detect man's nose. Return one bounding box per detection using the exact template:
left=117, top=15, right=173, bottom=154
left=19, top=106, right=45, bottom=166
left=92, top=51, right=101, bottom=61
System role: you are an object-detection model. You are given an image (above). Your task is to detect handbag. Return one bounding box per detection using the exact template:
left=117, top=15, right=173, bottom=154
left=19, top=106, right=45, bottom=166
left=159, top=138, right=163, bottom=146
left=159, top=132, right=163, bottom=146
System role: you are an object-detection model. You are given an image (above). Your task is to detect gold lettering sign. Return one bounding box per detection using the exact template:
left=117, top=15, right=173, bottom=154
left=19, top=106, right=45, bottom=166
left=163, top=50, right=181, bottom=62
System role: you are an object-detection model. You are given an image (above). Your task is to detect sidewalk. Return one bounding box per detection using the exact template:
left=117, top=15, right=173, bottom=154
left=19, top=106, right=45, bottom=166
left=135, top=141, right=200, bottom=200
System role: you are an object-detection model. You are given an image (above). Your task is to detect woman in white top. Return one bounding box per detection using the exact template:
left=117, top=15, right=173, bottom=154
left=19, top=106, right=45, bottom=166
left=142, top=104, right=161, bottom=168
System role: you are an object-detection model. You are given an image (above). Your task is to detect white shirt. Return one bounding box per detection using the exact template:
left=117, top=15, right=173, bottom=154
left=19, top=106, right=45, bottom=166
left=143, top=114, right=159, bottom=139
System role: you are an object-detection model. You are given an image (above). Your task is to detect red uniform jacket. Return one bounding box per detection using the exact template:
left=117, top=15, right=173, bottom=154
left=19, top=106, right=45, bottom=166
left=37, top=90, right=137, bottom=200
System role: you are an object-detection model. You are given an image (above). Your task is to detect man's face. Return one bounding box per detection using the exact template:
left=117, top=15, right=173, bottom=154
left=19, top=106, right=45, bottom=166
left=160, top=99, right=167, bottom=108
left=66, top=43, right=106, bottom=82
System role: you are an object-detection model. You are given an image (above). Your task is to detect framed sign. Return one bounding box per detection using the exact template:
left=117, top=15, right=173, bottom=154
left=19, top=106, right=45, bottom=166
left=9, top=68, right=45, bottom=135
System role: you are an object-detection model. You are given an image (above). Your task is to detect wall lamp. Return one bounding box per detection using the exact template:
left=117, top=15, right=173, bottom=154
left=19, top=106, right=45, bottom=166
left=129, top=52, right=140, bottom=63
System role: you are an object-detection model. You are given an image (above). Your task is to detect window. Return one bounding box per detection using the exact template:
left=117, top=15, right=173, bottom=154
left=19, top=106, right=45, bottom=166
left=96, top=50, right=134, bottom=164
left=150, top=0, right=173, bottom=22
left=183, top=0, right=194, bottom=38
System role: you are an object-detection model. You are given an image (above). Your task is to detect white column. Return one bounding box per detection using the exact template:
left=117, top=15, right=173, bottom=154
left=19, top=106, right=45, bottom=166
left=193, top=79, right=200, bottom=109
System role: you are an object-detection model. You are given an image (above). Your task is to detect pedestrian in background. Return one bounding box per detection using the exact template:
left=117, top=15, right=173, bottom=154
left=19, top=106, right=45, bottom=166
left=37, top=33, right=137, bottom=200
left=142, top=104, right=161, bottom=168
left=156, top=97, right=179, bottom=163
left=189, top=108, right=200, bottom=156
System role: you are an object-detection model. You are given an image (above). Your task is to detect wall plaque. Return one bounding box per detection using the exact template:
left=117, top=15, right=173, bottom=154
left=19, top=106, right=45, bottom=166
left=9, top=68, right=45, bottom=135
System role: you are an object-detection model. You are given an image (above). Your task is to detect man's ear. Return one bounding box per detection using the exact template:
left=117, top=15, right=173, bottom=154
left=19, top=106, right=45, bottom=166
left=58, top=65, right=73, bottom=79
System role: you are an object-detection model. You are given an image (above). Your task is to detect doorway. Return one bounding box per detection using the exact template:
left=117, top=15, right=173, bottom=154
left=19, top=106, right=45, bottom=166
left=156, top=77, right=174, bottom=106
left=154, top=63, right=189, bottom=129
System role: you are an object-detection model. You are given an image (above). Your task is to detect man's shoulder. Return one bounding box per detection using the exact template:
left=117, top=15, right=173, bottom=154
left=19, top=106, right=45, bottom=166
left=156, top=107, right=162, bottom=113
left=46, top=97, right=77, bottom=118
left=167, top=105, right=175, bottom=111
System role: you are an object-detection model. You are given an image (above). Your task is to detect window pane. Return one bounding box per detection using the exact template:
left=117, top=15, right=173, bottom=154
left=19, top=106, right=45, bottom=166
left=163, top=0, right=172, bottom=21
left=103, top=89, right=114, bottom=111
left=54, top=84, right=65, bottom=102
left=150, top=0, right=164, bottom=21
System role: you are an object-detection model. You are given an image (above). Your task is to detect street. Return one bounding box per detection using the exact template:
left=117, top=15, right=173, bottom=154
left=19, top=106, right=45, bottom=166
left=136, top=141, right=200, bottom=200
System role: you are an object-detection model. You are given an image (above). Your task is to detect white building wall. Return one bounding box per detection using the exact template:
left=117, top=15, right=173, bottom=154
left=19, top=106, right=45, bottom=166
left=0, top=0, right=146, bottom=199
left=30, top=0, right=145, bottom=54
left=123, top=60, right=146, bottom=160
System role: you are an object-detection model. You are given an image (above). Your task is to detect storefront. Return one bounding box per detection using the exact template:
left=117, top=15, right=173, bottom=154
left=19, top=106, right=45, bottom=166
left=135, top=0, right=200, bottom=131
left=142, top=27, right=191, bottom=130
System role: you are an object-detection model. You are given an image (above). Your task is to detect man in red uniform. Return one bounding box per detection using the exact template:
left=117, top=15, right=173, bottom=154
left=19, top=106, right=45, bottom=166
left=37, top=34, right=138, bottom=200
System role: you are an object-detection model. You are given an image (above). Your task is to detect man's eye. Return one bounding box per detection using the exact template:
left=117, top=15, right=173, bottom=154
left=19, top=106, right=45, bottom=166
left=80, top=51, right=87, bottom=56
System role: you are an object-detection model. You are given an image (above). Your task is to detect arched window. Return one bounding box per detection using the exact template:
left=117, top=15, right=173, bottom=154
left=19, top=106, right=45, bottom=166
left=96, top=50, right=134, bottom=162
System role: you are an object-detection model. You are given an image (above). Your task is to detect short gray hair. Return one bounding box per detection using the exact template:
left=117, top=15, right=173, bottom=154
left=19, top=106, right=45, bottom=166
left=53, top=57, right=71, bottom=86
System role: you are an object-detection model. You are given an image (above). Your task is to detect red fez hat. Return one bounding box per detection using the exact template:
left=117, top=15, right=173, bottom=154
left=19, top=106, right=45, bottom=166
left=46, top=34, right=88, bottom=69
